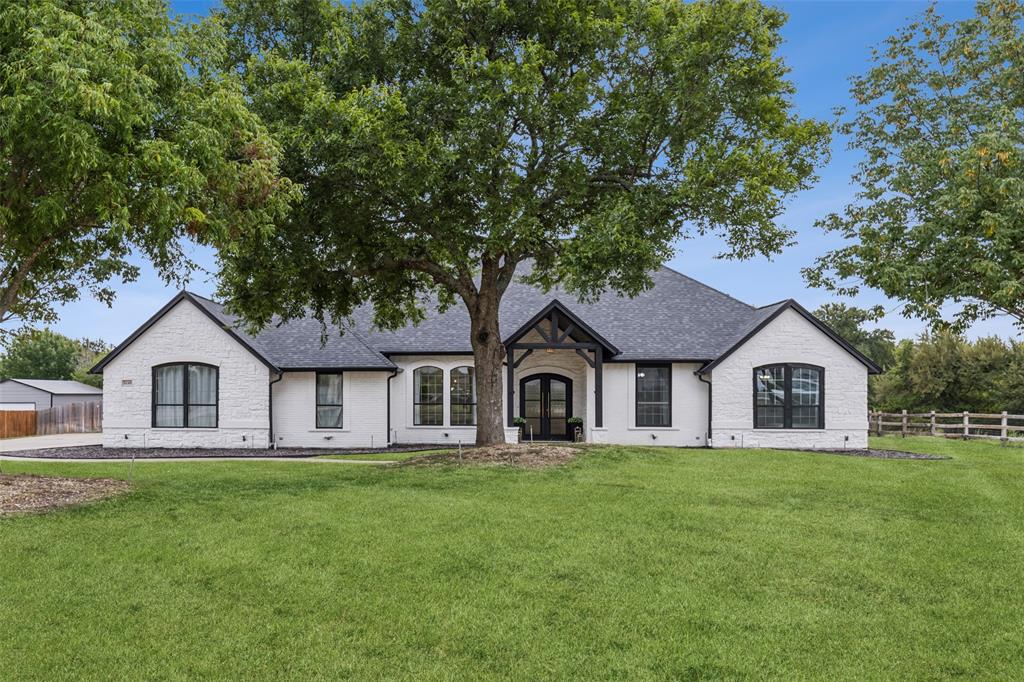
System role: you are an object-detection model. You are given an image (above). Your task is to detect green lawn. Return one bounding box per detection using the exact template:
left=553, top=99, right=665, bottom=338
left=2, top=437, right=1023, bottom=680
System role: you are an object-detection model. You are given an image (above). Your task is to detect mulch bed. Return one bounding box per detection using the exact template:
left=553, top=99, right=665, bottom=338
left=404, top=443, right=583, bottom=468
left=0, top=445, right=450, bottom=460
left=800, top=448, right=950, bottom=460
left=0, top=474, right=131, bottom=514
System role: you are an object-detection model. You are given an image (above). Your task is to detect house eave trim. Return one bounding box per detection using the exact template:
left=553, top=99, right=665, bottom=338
left=502, top=299, right=620, bottom=356
left=277, top=366, right=397, bottom=372
left=696, top=300, right=883, bottom=376
left=89, top=292, right=280, bottom=374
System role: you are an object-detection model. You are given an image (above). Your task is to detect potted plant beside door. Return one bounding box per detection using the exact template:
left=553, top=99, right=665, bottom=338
left=568, top=416, right=584, bottom=442
left=513, top=417, right=527, bottom=441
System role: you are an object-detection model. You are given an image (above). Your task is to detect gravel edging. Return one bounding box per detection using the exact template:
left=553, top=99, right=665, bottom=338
left=0, top=444, right=454, bottom=460
left=794, top=448, right=950, bottom=460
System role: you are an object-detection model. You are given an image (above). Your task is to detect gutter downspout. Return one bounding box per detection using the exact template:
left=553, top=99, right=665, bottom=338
left=386, top=368, right=400, bottom=445
left=268, top=371, right=283, bottom=449
left=697, top=370, right=712, bottom=446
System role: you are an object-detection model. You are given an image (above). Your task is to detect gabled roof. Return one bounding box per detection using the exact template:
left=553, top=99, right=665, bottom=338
left=696, top=299, right=883, bottom=375
left=3, top=378, right=102, bottom=395
left=359, top=262, right=757, bottom=361
left=92, top=263, right=879, bottom=374
left=187, top=294, right=395, bottom=371
left=503, top=299, right=620, bottom=355
left=90, top=291, right=396, bottom=374
left=90, top=292, right=280, bottom=374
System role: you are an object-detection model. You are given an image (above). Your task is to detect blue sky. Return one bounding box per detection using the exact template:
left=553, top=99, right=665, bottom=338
left=46, top=0, right=1017, bottom=345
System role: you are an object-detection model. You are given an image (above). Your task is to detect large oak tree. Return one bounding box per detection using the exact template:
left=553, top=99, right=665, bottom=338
left=807, top=0, right=1024, bottom=332
left=0, top=0, right=295, bottom=329
left=213, top=0, right=828, bottom=444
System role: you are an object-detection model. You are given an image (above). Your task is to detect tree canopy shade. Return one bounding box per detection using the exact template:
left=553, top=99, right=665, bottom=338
left=213, top=0, right=829, bottom=444
left=0, top=0, right=296, bottom=329
left=806, top=0, right=1024, bottom=332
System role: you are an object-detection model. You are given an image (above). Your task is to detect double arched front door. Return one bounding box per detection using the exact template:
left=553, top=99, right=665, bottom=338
left=520, top=373, right=572, bottom=441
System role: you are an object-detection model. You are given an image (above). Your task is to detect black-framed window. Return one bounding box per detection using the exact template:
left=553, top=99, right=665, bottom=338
left=413, top=366, right=443, bottom=425
left=636, top=364, right=671, bottom=427
left=754, top=364, right=824, bottom=429
left=152, top=363, right=218, bottom=428
left=450, top=366, right=476, bottom=426
left=316, top=372, right=344, bottom=428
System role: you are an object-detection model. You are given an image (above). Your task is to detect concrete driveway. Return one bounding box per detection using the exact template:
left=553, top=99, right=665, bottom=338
left=0, top=433, right=102, bottom=452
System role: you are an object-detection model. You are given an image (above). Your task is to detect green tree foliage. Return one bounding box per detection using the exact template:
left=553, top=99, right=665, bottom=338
left=211, top=0, right=829, bottom=443
left=806, top=0, right=1024, bottom=332
left=70, top=338, right=111, bottom=388
left=0, top=329, right=109, bottom=387
left=1003, top=342, right=1024, bottom=414
left=813, top=303, right=896, bottom=369
left=871, top=332, right=1024, bottom=413
left=0, top=0, right=296, bottom=328
left=813, top=303, right=896, bottom=406
left=813, top=303, right=1024, bottom=412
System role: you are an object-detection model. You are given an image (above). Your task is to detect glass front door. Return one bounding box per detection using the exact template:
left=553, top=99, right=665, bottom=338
left=520, top=374, right=572, bottom=440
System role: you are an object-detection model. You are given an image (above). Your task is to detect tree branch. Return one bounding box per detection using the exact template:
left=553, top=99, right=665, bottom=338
left=0, top=235, right=57, bottom=323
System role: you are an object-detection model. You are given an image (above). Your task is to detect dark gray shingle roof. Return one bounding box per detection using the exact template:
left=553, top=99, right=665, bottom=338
left=96, top=264, right=879, bottom=373
left=356, top=264, right=757, bottom=360
left=189, top=294, right=395, bottom=370
left=196, top=262, right=763, bottom=366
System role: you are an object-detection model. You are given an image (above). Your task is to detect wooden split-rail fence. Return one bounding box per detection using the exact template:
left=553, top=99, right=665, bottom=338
left=0, top=401, right=102, bottom=439
left=869, top=410, right=1024, bottom=443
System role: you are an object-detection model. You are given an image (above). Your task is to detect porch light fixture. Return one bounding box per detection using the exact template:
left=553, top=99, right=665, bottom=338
left=545, top=348, right=555, bottom=354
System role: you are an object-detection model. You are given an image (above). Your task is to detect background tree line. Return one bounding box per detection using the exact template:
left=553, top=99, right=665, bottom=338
left=815, top=304, right=1024, bottom=414
left=0, top=329, right=110, bottom=389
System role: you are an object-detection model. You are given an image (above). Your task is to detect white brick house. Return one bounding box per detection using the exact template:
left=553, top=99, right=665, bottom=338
left=92, top=265, right=880, bottom=450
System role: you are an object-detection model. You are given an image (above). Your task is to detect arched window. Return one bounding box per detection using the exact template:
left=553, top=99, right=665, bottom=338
left=152, top=363, right=218, bottom=428
left=450, top=366, right=476, bottom=426
left=413, top=366, right=443, bottom=425
left=754, top=364, right=823, bottom=429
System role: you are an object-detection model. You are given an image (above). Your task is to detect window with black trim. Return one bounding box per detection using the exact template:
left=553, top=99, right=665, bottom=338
left=316, top=372, right=344, bottom=428
left=754, top=364, right=824, bottom=429
left=636, top=364, right=671, bottom=427
left=450, top=366, right=476, bottom=426
left=413, top=366, right=443, bottom=425
left=152, top=363, right=218, bottom=428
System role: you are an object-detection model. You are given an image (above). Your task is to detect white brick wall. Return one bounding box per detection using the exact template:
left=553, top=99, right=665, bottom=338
left=389, top=356, right=480, bottom=445
left=593, top=363, right=708, bottom=447
left=709, top=307, right=869, bottom=449
left=101, top=298, right=865, bottom=451
left=101, top=300, right=272, bottom=449
left=271, top=371, right=389, bottom=449
left=387, top=351, right=708, bottom=447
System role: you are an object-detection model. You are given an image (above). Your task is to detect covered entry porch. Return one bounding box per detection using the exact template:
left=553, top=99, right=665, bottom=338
left=504, top=301, right=619, bottom=441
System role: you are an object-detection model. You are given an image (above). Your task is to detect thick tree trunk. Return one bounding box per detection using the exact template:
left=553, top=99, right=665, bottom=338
left=469, top=290, right=507, bottom=446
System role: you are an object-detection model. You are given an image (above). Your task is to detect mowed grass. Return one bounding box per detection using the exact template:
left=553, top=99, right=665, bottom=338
left=2, top=437, right=1023, bottom=680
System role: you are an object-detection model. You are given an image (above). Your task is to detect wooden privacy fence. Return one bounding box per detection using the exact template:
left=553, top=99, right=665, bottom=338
left=869, top=410, right=1024, bottom=443
left=35, top=402, right=103, bottom=435
left=0, top=410, right=37, bottom=439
